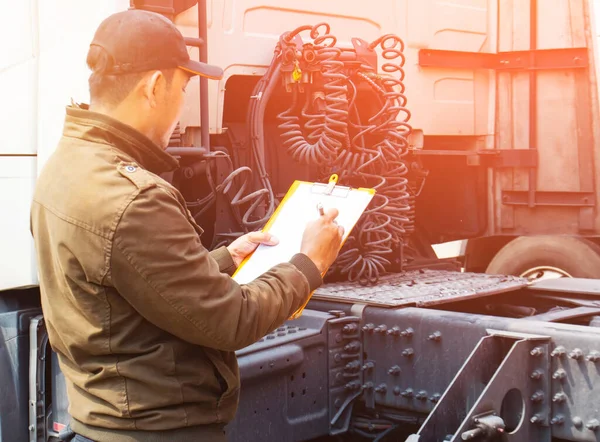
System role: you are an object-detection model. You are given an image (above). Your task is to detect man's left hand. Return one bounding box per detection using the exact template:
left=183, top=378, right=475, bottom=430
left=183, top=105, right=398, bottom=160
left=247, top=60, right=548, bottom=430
left=227, top=232, right=279, bottom=267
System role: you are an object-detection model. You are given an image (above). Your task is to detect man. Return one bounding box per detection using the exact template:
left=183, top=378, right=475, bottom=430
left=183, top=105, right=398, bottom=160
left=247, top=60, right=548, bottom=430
left=30, top=9, right=343, bottom=442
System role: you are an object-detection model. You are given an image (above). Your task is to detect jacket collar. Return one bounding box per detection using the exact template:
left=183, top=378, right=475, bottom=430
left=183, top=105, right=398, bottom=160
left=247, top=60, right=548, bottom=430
left=63, top=104, right=179, bottom=175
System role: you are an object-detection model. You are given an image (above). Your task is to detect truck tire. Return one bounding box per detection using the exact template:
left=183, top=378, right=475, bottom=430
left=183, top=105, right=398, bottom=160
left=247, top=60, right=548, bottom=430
left=486, top=236, right=600, bottom=281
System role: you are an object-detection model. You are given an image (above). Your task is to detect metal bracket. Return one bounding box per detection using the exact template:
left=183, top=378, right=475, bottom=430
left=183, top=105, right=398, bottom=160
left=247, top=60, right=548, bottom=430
left=351, top=37, right=378, bottom=72
left=130, top=1, right=175, bottom=18
left=165, top=147, right=208, bottom=157
left=29, top=315, right=49, bottom=442
left=522, top=306, right=600, bottom=323
left=407, top=332, right=551, bottom=442
left=412, top=149, right=538, bottom=168
left=183, top=37, right=205, bottom=47
left=419, top=47, right=589, bottom=71
left=327, top=313, right=363, bottom=435
left=502, top=191, right=595, bottom=207
left=470, top=149, right=538, bottom=168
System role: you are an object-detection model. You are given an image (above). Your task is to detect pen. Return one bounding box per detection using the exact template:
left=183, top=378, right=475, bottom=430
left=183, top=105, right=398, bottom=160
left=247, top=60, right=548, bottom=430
left=317, top=202, right=325, bottom=217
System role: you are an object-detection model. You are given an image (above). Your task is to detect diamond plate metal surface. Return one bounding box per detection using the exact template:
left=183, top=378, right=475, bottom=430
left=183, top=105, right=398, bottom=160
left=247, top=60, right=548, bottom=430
left=314, top=270, right=529, bottom=307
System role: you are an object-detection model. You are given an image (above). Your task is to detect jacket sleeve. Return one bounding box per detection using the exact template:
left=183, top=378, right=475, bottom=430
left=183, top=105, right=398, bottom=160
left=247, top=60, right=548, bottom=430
left=209, top=246, right=237, bottom=276
left=109, top=185, right=322, bottom=351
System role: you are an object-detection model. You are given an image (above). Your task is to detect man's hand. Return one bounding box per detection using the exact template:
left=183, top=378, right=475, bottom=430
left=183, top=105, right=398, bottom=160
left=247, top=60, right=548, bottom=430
left=227, top=232, right=279, bottom=267
left=300, top=208, right=344, bottom=273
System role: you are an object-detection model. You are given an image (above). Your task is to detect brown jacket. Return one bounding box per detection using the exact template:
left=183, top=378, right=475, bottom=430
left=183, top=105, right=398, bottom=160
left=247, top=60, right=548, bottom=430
left=30, top=105, right=321, bottom=442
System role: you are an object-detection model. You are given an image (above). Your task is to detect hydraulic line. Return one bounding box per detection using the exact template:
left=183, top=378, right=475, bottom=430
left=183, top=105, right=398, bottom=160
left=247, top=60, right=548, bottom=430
left=188, top=53, right=282, bottom=235
left=244, top=57, right=281, bottom=228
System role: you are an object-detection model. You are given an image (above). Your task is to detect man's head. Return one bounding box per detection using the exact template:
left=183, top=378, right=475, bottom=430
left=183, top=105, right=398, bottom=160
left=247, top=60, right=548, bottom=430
left=86, top=9, right=223, bottom=148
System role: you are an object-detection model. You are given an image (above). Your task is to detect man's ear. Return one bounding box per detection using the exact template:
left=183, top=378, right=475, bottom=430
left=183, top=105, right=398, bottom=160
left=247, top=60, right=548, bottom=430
left=142, top=71, right=163, bottom=109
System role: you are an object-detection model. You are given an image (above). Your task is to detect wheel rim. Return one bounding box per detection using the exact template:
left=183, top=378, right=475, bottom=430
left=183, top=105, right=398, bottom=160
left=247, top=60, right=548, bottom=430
left=519, top=266, right=572, bottom=282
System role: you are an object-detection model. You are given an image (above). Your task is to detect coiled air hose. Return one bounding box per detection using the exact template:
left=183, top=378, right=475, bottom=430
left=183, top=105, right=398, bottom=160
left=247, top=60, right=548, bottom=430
left=188, top=24, right=414, bottom=284
left=275, top=27, right=413, bottom=284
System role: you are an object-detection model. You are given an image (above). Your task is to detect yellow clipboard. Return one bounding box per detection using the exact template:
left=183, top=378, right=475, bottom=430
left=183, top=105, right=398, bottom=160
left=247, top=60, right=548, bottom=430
left=232, top=174, right=376, bottom=319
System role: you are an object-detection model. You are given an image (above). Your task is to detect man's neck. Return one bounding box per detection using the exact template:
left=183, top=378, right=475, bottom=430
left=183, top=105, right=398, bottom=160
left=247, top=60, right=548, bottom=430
left=89, top=102, right=159, bottom=147
left=89, top=102, right=137, bottom=129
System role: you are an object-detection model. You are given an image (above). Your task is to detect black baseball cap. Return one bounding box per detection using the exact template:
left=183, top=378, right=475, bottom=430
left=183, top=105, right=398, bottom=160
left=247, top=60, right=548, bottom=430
left=90, top=9, right=223, bottom=80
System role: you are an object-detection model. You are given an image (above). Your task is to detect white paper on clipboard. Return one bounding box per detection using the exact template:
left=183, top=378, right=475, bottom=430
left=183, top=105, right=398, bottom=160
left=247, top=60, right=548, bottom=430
left=232, top=181, right=375, bottom=285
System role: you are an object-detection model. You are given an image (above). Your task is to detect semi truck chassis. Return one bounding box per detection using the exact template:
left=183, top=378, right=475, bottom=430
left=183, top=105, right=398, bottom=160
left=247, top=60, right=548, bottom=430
left=16, top=272, right=600, bottom=442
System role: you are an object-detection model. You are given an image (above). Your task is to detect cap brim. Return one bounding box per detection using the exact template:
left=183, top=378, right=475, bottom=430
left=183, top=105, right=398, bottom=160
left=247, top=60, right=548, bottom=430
left=178, top=59, right=223, bottom=80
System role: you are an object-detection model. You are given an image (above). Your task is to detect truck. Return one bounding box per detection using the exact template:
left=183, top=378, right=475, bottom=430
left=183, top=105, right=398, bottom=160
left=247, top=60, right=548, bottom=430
left=3, top=0, right=600, bottom=441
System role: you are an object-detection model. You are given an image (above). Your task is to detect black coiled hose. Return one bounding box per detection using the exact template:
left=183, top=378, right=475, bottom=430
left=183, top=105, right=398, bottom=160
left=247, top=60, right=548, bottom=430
left=275, top=29, right=412, bottom=285
left=277, top=24, right=348, bottom=165
left=188, top=50, right=283, bottom=242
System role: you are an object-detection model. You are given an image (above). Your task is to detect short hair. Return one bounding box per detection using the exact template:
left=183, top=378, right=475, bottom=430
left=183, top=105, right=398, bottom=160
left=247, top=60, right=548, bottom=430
left=86, top=45, right=175, bottom=107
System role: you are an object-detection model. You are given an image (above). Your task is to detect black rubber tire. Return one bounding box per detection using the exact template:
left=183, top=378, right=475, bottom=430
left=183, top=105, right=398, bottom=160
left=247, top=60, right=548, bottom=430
left=486, top=236, right=600, bottom=279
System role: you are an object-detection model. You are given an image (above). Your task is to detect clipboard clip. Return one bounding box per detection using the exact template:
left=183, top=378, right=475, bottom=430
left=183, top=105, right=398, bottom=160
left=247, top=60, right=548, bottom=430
left=310, top=174, right=349, bottom=198
left=324, top=174, right=339, bottom=195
